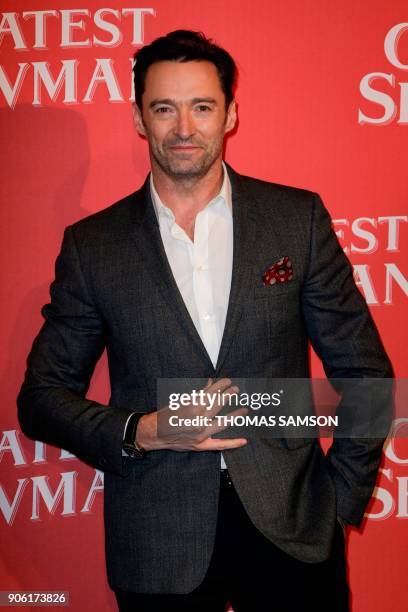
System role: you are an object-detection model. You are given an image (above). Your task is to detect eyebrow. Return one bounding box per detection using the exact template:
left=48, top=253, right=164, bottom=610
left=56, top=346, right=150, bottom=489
left=149, top=97, right=218, bottom=108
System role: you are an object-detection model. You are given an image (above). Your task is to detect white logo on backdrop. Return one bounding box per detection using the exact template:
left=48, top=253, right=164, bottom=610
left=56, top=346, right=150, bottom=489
left=0, top=431, right=103, bottom=525
left=359, top=22, right=408, bottom=125
left=333, top=215, right=407, bottom=305
left=0, top=8, right=156, bottom=108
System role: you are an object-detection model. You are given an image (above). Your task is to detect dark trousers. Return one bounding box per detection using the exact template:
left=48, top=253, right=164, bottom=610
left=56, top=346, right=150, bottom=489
left=115, top=471, right=349, bottom=611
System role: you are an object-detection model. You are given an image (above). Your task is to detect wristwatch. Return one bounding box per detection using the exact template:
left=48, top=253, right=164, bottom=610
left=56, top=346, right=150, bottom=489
left=122, top=413, right=146, bottom=458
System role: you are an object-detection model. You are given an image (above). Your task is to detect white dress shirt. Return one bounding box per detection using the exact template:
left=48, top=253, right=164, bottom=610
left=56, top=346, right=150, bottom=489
left=150, top=162, right=233, bottom=368
left=151, top=162, right=233, bottom=468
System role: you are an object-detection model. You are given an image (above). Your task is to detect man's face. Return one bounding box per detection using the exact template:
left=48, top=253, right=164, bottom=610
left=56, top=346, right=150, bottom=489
left=134, top=60, right=237, bottom=180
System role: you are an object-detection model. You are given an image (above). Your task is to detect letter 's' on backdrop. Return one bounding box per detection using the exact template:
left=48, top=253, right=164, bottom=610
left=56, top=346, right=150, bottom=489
left=0, top=1, right=407, bottom=610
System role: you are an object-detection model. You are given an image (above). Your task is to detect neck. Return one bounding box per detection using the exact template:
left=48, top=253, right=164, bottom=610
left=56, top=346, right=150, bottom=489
left=151, top=159, right=224, bottom=222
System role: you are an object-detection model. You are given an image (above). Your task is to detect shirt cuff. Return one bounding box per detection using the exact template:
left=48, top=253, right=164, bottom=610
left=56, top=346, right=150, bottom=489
left=122, top=412, right=136, bottom=456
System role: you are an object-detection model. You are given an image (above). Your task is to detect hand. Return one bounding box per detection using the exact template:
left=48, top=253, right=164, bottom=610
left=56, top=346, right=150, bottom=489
left=136, top=378, right=248, bottom=452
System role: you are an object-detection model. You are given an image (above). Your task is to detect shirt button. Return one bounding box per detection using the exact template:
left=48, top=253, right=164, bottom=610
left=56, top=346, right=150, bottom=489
left=203, top=313, right=214, bottom=321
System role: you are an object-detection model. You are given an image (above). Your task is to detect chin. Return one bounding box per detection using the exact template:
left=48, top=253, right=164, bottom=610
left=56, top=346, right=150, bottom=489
left=167, top=161, right=209, bottom=178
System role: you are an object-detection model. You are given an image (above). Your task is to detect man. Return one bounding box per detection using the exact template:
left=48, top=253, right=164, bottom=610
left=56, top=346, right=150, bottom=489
left=18, top=30, right=392, bottom=611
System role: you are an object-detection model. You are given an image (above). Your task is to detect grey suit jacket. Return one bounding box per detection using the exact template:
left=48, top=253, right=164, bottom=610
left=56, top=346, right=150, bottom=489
left=17, top=164, right=392, bottom=594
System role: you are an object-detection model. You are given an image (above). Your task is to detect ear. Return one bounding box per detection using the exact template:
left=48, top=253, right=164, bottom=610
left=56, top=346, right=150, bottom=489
left=132, top=102, right=146, bottom=137
left=224, top=99, right=237, bottom=134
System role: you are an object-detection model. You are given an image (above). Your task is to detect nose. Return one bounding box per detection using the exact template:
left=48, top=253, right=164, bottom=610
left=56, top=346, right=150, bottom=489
left=174, top=108, right=195, bottom=140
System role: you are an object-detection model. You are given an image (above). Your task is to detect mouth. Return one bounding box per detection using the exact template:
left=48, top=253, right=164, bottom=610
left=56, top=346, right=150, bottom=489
left=168, top=145, right=201, bottom=152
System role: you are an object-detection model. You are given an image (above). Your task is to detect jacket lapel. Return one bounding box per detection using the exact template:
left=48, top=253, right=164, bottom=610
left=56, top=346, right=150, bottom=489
left=130, top=177, right=215, bottom=370
left=214, top=165, right=262, bottom=374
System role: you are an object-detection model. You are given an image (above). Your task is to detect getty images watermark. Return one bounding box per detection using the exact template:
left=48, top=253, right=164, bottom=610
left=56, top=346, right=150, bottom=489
left=156, top=378, right=396, bottom=440
left=166, top=388, right=338, bottom=429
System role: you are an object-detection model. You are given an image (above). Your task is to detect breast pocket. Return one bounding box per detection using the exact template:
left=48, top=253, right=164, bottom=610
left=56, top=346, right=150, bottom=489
left=250, top=277, right=302, bottom=350
left=253, top=282, right=300, bottom=299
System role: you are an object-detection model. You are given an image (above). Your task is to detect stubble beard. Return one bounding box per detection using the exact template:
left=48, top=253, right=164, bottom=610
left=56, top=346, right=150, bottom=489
left=150, top=135, right=224, bottom=182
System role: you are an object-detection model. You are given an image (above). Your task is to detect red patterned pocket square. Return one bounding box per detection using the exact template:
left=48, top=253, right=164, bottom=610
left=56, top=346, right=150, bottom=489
left=262, top=256, right=294, bottom=286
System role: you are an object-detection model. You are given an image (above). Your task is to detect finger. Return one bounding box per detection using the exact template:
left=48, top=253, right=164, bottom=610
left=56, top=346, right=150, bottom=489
left=204, top=378, right=213, bottom=389
left=206, top=378, right=233, bottom=394
left=191, top=378, right=231, bottom=412
left=202, top=407, right=248, bottom=436
left=188, top=379, right=239, bottom=417
left=209, top=385, right=240, bottom=416
left=196, top=437, right=247, bottom=451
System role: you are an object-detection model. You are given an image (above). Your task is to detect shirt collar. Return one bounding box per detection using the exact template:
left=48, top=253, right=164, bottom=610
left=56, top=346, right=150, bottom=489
left=150, top=161, right=232, bottom=224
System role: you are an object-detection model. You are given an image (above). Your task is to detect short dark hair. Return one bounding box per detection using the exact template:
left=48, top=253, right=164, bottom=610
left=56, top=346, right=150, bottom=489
left=133, top=30, right=237, bottom=110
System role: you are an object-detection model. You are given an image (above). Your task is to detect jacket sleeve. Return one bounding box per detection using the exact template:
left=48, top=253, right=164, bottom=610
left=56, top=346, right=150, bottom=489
left=302, top=194, right=393, bottom=526
left=17, top=225, right=134, bottom=476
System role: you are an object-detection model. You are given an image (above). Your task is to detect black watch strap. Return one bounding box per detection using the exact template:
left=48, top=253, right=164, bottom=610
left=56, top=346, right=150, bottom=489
left=122, top=413, right=146, bottom=458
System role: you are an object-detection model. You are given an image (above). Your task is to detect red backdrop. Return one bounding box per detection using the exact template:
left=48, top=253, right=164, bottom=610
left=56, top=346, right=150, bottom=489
left=1, top=1, right=407, bottom=610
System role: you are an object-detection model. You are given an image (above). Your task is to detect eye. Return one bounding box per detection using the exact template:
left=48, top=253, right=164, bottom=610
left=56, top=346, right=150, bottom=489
left=195, top=105, right=212, bottom=112
left=154, top=106, right=173, bottom=114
